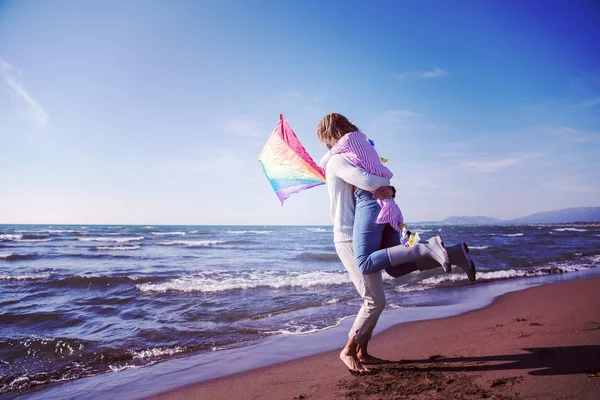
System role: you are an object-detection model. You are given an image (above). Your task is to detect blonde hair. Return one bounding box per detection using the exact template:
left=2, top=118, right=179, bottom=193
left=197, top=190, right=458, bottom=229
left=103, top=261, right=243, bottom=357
left=316, top=113, right=359, bottom=148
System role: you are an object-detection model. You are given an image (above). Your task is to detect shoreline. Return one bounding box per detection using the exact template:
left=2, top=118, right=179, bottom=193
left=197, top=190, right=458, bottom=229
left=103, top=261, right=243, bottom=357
left=147, top=275, right=600, bottom=400
left=12, top=269, right=600, bottom=400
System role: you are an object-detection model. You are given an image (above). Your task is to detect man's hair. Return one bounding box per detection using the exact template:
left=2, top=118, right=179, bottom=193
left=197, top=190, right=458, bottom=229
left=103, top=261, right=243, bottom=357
left=316, top=113, right=359, bottom=148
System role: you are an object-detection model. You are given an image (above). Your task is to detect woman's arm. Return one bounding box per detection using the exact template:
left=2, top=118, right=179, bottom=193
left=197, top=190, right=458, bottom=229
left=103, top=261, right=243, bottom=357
left=327, top=154, right=390, bottom=192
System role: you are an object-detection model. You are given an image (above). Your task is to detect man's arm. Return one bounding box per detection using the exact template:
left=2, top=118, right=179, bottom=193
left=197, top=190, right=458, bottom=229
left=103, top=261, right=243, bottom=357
left=327, top=155, right=390, bottom=192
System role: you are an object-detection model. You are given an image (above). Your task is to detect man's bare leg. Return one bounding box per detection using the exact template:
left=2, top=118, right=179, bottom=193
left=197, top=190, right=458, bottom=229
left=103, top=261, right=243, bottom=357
left=356, top=341, right=389, bottom=364
left=340, top=338, right=368, bottom=373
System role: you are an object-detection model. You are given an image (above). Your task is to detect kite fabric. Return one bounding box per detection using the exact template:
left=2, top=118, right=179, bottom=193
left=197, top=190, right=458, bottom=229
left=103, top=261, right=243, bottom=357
left=258, top=114, right=326, bottom=204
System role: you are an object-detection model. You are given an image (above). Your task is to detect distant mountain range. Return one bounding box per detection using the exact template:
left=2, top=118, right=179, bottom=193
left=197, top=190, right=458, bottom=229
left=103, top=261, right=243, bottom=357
left=420, top=207, right=600, bottom=225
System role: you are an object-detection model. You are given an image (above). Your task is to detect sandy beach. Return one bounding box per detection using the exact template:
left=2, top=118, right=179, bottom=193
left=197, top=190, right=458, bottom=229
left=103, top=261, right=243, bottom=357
left=148, top=276, right=600, bottom=400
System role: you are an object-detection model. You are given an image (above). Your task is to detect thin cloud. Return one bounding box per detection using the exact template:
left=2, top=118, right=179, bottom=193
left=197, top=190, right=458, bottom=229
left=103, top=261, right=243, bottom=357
left=370, top=109, right=423, bottom=132
left=575, top=97, right=600, bottom=108
left=222, top=117, right=264, bottom=137
left=161, top=150, right=245, bottom=176
left=0, top=56, right=49, bottom=128
left=547, top=125, right=600, bottom=143
left=395, top=67, right=450, bottom=80
left=462, top=153, right=540, bottom=173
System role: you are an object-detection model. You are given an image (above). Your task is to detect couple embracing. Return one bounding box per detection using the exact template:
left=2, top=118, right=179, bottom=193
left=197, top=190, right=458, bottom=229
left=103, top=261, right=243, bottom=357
left=316, top=113, right=477, bottom=373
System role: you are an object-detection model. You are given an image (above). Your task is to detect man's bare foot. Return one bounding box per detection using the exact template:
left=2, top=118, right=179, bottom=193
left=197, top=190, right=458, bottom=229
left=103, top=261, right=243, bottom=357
left=340, top=350, right=368, bottom=373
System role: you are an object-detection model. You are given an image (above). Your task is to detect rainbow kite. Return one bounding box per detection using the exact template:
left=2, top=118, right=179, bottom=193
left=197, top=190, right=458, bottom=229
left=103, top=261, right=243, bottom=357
left=258, top=114, right=326, bottom=204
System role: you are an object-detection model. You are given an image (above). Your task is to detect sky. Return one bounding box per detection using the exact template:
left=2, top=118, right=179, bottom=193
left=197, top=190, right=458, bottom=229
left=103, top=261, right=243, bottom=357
left=1, top=0, right=599, bottom=225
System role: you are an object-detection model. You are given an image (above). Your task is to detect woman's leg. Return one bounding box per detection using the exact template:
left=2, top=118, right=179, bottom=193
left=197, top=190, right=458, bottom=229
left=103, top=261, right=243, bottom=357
left=387, top=236, right=450, bottom=272
left=380, top=223, right=419, bottom=278
left=353, top=189, right=454, bottom=277
left=353, top=190, right=391, bottom=275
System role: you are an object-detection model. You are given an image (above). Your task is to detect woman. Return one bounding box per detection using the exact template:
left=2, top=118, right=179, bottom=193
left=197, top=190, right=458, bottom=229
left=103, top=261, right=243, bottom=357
left=317, top=113, right=476, bottom=373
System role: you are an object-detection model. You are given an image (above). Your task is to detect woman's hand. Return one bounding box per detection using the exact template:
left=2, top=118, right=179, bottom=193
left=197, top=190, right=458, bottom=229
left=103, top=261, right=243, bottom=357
left=372, top=186, right=395, bottom=200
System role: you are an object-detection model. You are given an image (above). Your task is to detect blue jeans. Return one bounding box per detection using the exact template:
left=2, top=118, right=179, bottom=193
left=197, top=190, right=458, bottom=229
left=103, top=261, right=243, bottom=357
left=353, top=189, right=416, bottom=276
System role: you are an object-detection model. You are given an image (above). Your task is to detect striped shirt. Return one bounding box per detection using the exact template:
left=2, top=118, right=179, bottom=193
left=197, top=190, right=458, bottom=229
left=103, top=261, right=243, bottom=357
left=320, top=131, right=404, bottom=232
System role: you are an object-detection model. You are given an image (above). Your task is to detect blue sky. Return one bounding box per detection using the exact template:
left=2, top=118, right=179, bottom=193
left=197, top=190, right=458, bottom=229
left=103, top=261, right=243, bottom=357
left=1, top=0, right=599, bottom=225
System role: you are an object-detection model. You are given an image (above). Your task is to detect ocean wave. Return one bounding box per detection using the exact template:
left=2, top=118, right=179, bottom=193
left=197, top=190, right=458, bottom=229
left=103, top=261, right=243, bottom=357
left=468, top=245, right=489, bottom=250
left=421, top=264, right=594, bottom=286
left=108, top=364, right=146, bottom=373
left=78, top=237, right=144, bottom=243
left=0, top=234, right=22, bottom=241
left=0, top=253, right=38, bottom=261
left=19, top=238, right=53, bottom=242
left=0, top=273, right=50, bottom=281
left=130, top=346, right=186, bottom=359
left=227, top=230, right=272, bottom=235
left=151, top=232, right=186, bottom=236
left=15, top=229, right=80, bottom=234
left=393, top=284, right=429, bottom=293
left=157, top=240, right=225, bottom=247
left=305, top=228, right=332, bottom=233
left=295, top=252, right=340, bottom=262
left=20, top=234, right=49, bottom=239
left=266, top=321, right=345, bottom=336
left=502, top=233, right=524, bottom=237
left=553, top=228, right=588, bottom=232
left=390, top=256, right=599, bottom=293
left=51, top=275, right=147, bottom=287
left=136, top=270, right=351, bottom=293
left=91, top=246, right=141, bottom=251
left=0, top=337, right=109, bottom=394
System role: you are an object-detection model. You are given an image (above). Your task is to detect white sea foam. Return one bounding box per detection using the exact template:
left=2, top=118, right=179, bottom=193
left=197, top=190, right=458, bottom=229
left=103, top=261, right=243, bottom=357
left=393, top=284, right=429, bottom=293
left=421, top=264, right=592, bottom=286
left=137, top=270, right=351, bottom=293
left=93, top=246, right=141, bottom=251
left=469, top=245, right=489, bottom=250
left=553, top=228, right=588, bottom=232
left=392, top=256, right=599, bottom=291
left=502, top=233, right=524, bottom=237
left=151, top=232, right=186, bottom=236
left=78, top=237, right=144, bottom=243
left=0, top=234, right=23, bottom=241
left=266, top=317, right=347, bottom=336
left=131, top=346, right=185, bottom=359
left=157, top=240, right=225, bottom=247
left=0, top=253, right=14, bottom=260
left=108, top=364, right=145, bottom=373
left=20, top=238, right=52, bottom=242
left=306, top=228, right=332, bottom=233
left=0, top=273, right=50, bottom=281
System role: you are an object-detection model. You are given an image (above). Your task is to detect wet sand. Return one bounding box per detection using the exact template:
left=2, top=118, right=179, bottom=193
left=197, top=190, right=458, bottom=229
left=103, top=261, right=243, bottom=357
left=148, top=277, right=600, bottom=399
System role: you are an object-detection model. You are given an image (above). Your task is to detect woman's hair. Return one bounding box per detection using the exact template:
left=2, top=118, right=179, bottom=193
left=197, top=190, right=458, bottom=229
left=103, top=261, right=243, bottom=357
left=316, top=113, right=359, bottom=148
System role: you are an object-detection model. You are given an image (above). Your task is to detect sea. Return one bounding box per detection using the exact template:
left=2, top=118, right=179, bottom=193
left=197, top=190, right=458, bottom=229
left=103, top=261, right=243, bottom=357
left=1, top=223, right=599, bottom=397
